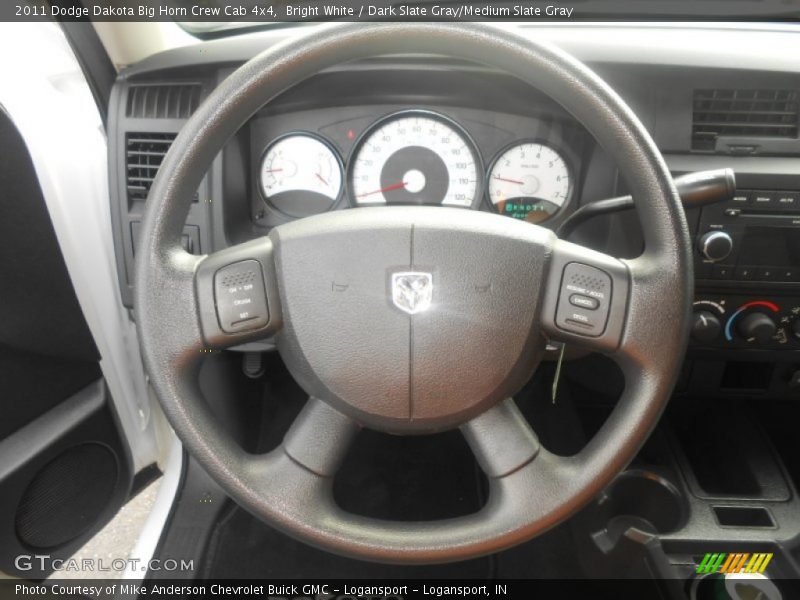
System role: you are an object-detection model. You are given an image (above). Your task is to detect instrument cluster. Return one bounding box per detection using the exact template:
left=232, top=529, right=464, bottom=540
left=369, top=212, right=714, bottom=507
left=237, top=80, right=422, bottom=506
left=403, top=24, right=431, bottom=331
left=256, top=108, right=578, bottom=226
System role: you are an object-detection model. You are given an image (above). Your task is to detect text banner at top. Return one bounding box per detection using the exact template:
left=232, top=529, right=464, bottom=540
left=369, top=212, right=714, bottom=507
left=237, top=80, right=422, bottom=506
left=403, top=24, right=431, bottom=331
left=5, top=0, right=800, bottom=23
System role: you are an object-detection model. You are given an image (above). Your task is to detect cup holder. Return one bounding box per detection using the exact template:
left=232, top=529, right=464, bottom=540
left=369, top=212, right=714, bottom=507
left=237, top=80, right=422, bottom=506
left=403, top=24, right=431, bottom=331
left=592, top=469, right=687, bottom=544
left=690, top=573, right=783, bottom=600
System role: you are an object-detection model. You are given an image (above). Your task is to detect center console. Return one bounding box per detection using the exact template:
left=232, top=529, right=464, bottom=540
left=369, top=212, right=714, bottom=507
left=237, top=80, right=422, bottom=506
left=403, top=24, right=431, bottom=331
left=654, top=152, right=800, bottom=403
left=692, top=187, right=800, bottom=350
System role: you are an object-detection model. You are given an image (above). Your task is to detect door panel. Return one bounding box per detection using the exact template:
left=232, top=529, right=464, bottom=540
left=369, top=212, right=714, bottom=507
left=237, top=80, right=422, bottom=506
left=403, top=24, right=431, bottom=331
left=0, top=107, right=133, bottom=579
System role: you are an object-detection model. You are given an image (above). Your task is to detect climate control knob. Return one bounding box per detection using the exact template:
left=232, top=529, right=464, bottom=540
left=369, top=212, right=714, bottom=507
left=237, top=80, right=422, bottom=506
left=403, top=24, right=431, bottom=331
left=691, top=310, right=722, bottom=343
left=698, top=231, right=733, bottom=262
left=737, top=312, right=777, bottom=344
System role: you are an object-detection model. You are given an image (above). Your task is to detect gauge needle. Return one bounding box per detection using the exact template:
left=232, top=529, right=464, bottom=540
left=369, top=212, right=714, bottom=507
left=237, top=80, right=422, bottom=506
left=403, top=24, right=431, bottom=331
left=264, top=168, right=283, bottom=173
left=357, top=181, right=406, bottom=198
left=316, top=173, right=329, bottom=186
left=493, top=175, right=524, bottom=185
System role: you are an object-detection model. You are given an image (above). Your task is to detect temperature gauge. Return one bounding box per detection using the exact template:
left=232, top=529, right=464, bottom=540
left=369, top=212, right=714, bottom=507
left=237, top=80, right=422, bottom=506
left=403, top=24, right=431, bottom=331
left=260, top=133, right=343, bottom=218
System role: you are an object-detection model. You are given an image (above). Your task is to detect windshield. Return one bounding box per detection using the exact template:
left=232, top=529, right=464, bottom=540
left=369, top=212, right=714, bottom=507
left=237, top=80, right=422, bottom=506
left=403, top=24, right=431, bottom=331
left=177, top=0, right=800, bottom=37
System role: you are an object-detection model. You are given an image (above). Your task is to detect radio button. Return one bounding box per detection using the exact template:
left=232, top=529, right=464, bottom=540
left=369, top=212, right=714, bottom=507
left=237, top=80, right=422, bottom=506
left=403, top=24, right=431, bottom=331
left=731, top=192, right=750, bottom=204
left=775, top=192, right=798, bottom=210
left=712, top=265, right=733, bottom=279
left=751, top=192, right=775, bottom=208
left=757, top=267, right=778, bottom=281
left=780, top=268, right=799, bottom=282
left=735, top=266, right=756, bottom=280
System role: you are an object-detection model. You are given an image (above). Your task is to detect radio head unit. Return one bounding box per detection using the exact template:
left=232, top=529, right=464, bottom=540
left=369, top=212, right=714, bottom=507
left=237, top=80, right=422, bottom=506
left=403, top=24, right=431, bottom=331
left=695, top=188, right=800, bottom=283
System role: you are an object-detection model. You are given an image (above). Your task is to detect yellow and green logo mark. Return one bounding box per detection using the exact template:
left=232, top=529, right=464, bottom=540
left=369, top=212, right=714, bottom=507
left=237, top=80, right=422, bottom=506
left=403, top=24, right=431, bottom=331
left=696, top=552, right=773, bottom=575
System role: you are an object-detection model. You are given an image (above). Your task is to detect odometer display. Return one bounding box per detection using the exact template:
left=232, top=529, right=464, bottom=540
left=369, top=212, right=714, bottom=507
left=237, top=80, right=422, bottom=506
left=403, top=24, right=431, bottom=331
left=350, top=112, right=481, bottom=208
left=488, top=142, right=571, bottom=224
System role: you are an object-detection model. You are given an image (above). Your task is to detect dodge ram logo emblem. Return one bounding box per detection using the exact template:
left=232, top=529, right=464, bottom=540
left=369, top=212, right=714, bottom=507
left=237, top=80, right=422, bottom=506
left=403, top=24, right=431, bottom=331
left=391, top=272, right=433, bottom=315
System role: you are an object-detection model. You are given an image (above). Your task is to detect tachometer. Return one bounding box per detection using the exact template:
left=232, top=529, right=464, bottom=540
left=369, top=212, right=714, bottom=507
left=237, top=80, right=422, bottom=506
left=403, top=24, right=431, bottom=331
left=488, top=142, right=571, bottom=224
left=349, top=111, right=481, bottom=208
left=260, top=133, right=343, bottom=218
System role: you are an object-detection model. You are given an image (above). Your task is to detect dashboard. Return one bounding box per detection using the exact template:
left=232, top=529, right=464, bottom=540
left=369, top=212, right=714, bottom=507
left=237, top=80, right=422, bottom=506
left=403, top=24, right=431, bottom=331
left=107, top=24, right=800, bottom=402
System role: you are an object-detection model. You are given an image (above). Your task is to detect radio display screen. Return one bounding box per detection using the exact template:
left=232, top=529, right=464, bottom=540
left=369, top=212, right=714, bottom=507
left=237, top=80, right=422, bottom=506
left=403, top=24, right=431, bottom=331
left=740, top=227, right=800, bottom=267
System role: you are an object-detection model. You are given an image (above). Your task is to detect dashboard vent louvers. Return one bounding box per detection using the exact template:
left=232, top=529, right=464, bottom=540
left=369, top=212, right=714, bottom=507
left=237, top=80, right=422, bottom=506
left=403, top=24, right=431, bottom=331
left=126, top=83, right=201, bottom=119
left=126, top=133, right=176, bottom=201
left=692, top=88, right=799, bottom=151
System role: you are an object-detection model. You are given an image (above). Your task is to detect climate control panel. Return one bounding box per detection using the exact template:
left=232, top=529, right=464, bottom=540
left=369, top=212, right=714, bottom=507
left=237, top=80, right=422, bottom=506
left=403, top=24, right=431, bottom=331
left=691, top=295, right=800, bottom=349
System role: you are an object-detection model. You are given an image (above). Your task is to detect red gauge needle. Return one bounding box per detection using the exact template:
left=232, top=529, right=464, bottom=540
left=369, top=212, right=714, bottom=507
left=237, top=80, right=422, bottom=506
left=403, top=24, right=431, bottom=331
left=264, top=168, right=283, bottom=173
left=357, top=181, right=406, bottom=198
left=316, top=173, right=329, bottom=186
left=493, top=175, right=524, bottom=185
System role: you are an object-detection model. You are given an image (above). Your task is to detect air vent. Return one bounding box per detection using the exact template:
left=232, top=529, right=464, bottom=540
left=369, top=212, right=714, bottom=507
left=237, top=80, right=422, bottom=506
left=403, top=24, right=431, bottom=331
left=126, top=133, right=176, bottom=200
left=692, top=89, right=799, bottom=151
left=126, top=84, right=201, bottom=119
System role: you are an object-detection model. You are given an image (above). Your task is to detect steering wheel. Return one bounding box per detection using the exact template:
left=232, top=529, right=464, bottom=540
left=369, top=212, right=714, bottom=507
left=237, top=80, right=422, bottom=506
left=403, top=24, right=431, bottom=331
left=136, top=23, right=692, bottom=564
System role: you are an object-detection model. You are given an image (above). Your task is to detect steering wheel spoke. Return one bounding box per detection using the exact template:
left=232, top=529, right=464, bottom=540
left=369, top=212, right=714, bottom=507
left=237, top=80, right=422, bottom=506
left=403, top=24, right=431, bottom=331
left=282, top=397, right=361, bottom=477
left=462, top=398, right=576, bottom=510
left=461, top=398, right=540, bottom=478
left=242, top=398, right=359, bottom=532
left=194, top=237, right=282, bottom=350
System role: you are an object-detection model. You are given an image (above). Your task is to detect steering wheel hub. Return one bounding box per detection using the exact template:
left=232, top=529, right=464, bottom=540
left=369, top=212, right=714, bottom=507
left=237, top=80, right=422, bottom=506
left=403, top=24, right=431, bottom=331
left=273, top=206, right=551, bottom=432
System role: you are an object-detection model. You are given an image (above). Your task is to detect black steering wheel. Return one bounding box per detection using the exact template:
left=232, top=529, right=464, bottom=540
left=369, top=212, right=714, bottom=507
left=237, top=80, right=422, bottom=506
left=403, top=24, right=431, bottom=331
left=135, top=23, right=692, bottom=564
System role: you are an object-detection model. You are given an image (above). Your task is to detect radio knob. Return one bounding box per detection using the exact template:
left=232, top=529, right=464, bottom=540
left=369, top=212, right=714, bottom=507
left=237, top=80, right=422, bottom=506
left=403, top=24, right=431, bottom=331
left=737, top=312, right=777, bottom=344
left=691, top=310, right=722, bottom=343
left=698, top=231, right=733, bottom=262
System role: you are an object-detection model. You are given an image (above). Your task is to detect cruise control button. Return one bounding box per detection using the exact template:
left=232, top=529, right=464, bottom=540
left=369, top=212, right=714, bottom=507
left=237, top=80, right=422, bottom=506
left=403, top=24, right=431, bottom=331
left=555, top=262, right=612, bottom=337
left=569, top=294, right=599, bottom=310
left=214, top=260, right=270, bottom=333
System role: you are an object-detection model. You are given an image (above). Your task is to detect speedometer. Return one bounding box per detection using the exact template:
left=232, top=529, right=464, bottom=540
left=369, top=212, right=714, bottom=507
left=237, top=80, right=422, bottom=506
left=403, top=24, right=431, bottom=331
left=488, top=142, right=572, bottom=224
left=349, top=111, right=481, bottom=208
